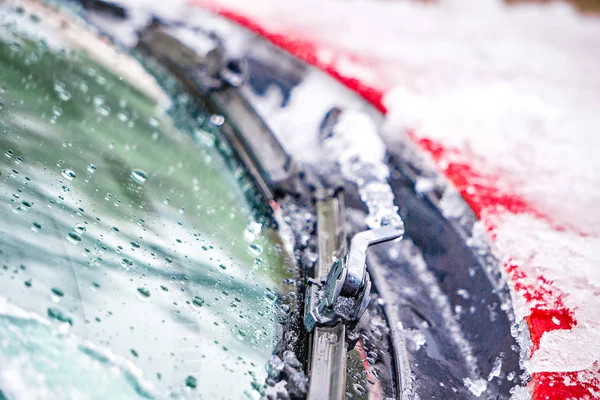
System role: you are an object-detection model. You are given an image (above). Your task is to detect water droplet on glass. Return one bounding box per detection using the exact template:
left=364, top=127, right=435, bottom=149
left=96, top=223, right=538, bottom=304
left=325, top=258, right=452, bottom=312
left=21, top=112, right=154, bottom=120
left=32, top=221, right=42, bottom=232
left=92, top=95, right=104, bottom=105
left=137, top=287, right=150, bottom=298
left=131, top=169, right=147, bottom=184
left=149, top=117, right=159, bottom=128
left=185, top=376, right=197, bottom=389
left=51, top=287, right=64, bottom=297
left=264, top=288, right=277, bottom=302
left=5, top=149, right=13, bottom=159
left=248, top=243, right=263, bottom=256
left=53, top=81, right=71, bottom=101
left=61, top=169, right=76, bottom=180
left=87, top=164, right=96, bottom=173
left=86, top=66, right=98, bottom=77
left=192, top=296, right=205, bottom=307
left=96, top=104, right=111, bottom=116
left=47, top=307, right=73, bottom=325
left=121, top=258, right=133, bottom=270
left=210, top=114, right=225, bottom=126
left=75, top=223, right=86, bottom=233
left=117, top=110, right=130, bottom=122
left=353, top=384, right=366, bottom=396
left=66, top=232, right=82, bottom=244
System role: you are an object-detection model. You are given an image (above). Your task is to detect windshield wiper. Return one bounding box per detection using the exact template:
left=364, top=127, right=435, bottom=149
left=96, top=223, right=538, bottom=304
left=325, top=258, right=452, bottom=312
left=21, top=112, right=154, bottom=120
left=135, top=20, right=402, bottom=400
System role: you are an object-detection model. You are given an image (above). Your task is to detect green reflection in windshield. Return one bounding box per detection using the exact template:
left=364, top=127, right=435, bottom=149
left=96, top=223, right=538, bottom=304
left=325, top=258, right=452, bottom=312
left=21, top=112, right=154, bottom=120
left=0, top=3, right=292, bottom=399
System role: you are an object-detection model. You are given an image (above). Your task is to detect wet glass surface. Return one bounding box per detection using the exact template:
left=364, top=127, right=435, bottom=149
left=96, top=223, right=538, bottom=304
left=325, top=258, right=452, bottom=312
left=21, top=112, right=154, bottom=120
left=0, top=3, right=292, bottom=399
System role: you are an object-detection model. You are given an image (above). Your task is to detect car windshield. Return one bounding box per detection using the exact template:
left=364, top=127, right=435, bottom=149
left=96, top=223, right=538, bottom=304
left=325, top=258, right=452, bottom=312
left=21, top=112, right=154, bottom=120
left=0, top=2, right=292, bottom=399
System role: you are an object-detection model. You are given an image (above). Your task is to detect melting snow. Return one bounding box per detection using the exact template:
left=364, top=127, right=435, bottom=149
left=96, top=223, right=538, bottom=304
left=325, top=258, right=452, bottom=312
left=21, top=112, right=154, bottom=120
left=322, top=110, right=404, bottom=230
left=463, top=377, right=488, bottom=397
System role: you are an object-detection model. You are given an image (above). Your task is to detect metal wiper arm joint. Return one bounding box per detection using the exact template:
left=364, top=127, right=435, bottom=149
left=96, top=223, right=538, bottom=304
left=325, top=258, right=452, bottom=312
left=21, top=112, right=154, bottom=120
left=305, top=225, right=403, bottom=333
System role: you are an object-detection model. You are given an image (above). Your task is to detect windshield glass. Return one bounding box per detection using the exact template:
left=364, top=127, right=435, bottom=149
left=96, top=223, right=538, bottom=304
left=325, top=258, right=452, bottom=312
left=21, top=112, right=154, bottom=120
left=0, top=2, right=292, bottom=399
